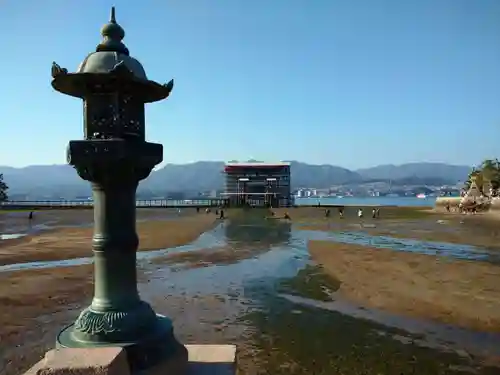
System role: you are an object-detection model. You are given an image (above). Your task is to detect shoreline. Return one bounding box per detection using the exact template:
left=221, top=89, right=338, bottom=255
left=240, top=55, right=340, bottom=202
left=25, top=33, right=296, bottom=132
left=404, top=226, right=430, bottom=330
left=308, top=240, right=500, bottom=333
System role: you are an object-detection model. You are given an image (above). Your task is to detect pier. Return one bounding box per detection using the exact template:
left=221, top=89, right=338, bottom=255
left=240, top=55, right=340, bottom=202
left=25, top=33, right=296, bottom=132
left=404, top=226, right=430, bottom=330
left=0, top=198, right=229, bottom=210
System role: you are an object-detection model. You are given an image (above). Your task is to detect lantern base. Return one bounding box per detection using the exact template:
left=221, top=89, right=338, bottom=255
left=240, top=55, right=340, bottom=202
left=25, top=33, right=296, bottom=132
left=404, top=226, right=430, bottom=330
left=56, top=314, right=184, bottom=372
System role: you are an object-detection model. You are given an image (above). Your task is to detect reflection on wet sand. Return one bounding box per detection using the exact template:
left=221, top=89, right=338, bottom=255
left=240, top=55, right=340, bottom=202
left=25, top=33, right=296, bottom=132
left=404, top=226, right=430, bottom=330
left=151, top=219, right=500, bottom=374
left=225, top=214, right=292, bottom=247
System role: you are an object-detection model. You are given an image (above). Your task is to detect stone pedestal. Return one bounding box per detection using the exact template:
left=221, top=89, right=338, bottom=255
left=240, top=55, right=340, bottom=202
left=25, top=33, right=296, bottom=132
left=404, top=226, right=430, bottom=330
left=184, top=345, right=237, bottom=375
left=24, top=345, right=237, bottom=375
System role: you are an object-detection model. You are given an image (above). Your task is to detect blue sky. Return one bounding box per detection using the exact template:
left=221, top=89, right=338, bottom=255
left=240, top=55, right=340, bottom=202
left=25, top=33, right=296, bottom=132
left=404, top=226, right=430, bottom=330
left=0, top=0, right=499, bottom=169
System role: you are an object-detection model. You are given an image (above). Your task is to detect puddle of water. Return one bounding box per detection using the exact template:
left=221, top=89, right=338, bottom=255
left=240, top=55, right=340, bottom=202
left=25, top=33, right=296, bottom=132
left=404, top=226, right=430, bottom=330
left=142, top=222, right=500, bottom=372
left=0, top=233, right=26, bottom=240
left=142, top=244, right=304, bottom=297
left=297, top=228, right=500, bottom=264
left=0, top=257, right=94, bottom=272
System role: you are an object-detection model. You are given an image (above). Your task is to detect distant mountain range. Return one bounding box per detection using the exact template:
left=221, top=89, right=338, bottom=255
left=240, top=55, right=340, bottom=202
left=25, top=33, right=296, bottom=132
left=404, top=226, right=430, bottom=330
left=356, top=163, right=470, bottom=182
left=0, top=161, right=471, bottom=199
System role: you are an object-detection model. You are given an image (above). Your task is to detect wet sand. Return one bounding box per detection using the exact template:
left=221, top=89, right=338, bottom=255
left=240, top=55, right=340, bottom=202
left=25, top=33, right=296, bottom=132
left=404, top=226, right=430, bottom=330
left=4, top=207, right=500, bottom=375
left=0, top=208, right=195, bottom=233
left=0, top=265, right=93, bottom=375
left=0, top=214, right=220, bottom=375
left=308, top=240, right=500, bottom=333
left=0, top=214, right=218, bottom=265
left=360, top=221, right=500, bottom=250
left=0, top=248, right=257, bottom=375
left=366, top=212, right=500, bottom=250
left=150, top=245, right=268, bottom=270
left=0, top=265, right=246, bottom=375
left=289, top=206, right=500, bottom=250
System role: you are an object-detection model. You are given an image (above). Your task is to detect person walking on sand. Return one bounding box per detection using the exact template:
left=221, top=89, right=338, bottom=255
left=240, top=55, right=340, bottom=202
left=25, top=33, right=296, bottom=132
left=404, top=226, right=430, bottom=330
left=28, top=211, right=34, bottom=221
left=338, top=207, right=344, bottom=219
left=372, top=208, right=377, bottom=219
left=358, top=208, right=363, bottom=219
left=376, top=208, right=380, bottom=218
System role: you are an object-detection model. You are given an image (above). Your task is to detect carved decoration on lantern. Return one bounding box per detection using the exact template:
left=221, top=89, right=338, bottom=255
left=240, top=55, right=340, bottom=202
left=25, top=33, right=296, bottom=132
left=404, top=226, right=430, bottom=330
left=84, top=95, right=117, bottom=140
left=118, top=94, right=144, bottom=140
left=163, top=79, right=174, bottom=98
left=51, top=62, right=68, bottom=78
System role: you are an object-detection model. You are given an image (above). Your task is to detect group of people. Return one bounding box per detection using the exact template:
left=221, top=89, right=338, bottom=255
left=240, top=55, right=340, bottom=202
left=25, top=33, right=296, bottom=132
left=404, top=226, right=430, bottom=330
left=199, top=206, right=225, bottom=219
left=326, top=207, right=380, bottom=219
left=196, top=205, right=383, bottom=221
left=358, top=207, right=381, bottom=219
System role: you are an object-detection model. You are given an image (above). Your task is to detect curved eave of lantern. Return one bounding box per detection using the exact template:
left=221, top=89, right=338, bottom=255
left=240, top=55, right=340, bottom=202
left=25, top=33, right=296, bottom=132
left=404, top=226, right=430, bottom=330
left=51, top=61, right=174, bottom=104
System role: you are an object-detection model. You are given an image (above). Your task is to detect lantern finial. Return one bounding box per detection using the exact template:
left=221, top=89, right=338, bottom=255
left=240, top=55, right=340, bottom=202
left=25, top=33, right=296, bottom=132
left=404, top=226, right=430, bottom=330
left=96, top=7, right=129, bottom=55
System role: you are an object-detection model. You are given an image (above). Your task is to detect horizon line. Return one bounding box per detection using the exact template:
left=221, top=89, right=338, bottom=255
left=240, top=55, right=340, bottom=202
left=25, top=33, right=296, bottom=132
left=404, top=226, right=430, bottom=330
left=0, top=160, right=475, bottom=170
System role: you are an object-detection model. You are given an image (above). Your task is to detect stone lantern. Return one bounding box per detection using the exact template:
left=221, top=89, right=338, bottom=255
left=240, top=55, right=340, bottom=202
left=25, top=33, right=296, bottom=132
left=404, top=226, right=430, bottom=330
left=51, top=8, right=185, bottom=371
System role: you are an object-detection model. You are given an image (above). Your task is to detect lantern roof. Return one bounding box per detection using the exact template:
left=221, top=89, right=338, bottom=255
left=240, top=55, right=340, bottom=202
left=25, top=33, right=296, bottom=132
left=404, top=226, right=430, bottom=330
left=76, top=7, right=147, bottom=80
left=51, top=7, right=174, bottom=103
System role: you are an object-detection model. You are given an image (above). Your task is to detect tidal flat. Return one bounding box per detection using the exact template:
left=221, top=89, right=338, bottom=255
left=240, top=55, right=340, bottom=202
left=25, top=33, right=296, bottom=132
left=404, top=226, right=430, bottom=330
left=288, top=205, right=500, bottom=250
left=0, top=208, right=218, bottom=265
left=1, top=206, right=500, bottom=375
left=308, top=241, right=500, bottom=332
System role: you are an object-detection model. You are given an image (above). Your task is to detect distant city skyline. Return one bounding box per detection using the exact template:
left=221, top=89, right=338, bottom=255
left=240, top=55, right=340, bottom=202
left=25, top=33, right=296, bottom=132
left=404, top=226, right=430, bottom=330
left=0, top=0, right=499, bottom=169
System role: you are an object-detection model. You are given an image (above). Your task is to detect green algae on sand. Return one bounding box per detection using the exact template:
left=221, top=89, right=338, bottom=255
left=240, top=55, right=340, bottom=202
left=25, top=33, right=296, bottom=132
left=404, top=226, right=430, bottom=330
left=240, top=268, right=499, bottom=375
left=278, top=265, right=340, bottom=301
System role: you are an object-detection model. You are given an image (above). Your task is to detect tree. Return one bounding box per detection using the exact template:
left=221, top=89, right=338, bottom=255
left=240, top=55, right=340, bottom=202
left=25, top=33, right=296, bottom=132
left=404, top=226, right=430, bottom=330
left=463, top=168, right=476, bottom=191
left=0, top=173, right=8, bottom=202
left=463, top=159, right=500, bottom=195
left=480, top=159, right=500, bottom=190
